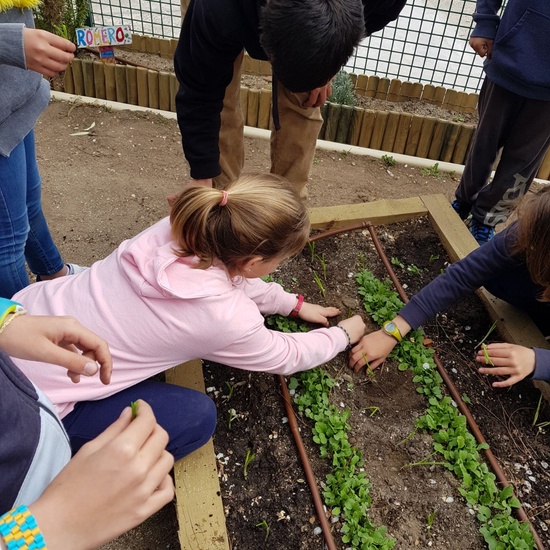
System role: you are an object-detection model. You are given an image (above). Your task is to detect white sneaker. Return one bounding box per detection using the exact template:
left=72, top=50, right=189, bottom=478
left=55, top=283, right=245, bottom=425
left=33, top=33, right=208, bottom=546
left=66, top=263, right=88, bottom=275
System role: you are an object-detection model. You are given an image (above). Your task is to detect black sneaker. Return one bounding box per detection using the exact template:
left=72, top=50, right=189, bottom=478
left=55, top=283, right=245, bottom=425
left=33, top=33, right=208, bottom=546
left=469, top=218, right=495, bottom=244
left=451, top=199, right=470, bottom=220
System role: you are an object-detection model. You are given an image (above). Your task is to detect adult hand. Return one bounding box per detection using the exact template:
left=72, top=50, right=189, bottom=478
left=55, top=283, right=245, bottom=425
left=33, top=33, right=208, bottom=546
left=476, top=343, right=536, bottom=388
left=0, top=314, right=112, bottom=384
left=337, top=315, right=366, bottom=346
left=469, top=36, right=494, bottom=59
left=349, top=330, right=398, bottom=372
left=167, top=178, right=213, bottom=207
left=29, top=400, right=174, bottom=550
left=23, top=28, right=75, bottom=77
left=297, top=302, right=340, bottom=326
left=303, top=81, right=333, bottom=108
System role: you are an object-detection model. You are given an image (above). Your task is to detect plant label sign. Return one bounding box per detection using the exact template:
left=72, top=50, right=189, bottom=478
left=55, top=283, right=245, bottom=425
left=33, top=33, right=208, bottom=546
left=76, top=26, right=132, bottom=63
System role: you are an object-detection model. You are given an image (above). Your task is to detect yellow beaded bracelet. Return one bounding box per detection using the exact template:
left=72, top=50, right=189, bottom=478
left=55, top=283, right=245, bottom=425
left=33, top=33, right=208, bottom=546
left=0, top=505, right=47, bottom=550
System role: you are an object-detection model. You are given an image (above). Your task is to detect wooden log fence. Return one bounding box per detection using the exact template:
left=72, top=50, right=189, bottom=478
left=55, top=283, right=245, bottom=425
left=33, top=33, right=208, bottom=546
left=63, top=33, right=550, bottom=179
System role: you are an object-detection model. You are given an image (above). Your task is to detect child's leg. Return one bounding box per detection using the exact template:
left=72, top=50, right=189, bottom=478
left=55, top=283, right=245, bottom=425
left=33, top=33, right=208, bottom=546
left=62, top=379, right=217, bottom=461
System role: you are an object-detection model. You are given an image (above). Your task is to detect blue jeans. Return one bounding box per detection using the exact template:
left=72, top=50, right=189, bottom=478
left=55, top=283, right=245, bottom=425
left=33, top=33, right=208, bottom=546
left=0, top=131, right=64, bottom=298
left=62, top=379, right=217, bottom=461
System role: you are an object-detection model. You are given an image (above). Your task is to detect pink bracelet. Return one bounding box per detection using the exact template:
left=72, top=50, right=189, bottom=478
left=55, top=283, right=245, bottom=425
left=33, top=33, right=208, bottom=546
left=290, top=294, right=304, bottom=317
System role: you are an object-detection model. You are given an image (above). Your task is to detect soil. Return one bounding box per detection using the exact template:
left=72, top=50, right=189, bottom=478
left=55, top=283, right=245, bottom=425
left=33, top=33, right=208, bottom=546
left=36, top=99, right=550, bottom=550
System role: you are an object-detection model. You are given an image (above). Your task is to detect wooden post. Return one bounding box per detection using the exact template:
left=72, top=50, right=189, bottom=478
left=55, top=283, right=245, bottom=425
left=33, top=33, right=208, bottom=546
left=451, top=124, right=475, bottom=164
left=349, top=107, right=364, bottom=146
left=433, top=86, right=446, bottom=106
left=456, top=91, right=469, bottom=114
left=365, top=75, right=379, bottom=98
left=357, top=109, right=376, bottom=149
left=355, top=74, right=368, bottom=96
left=323, top=102, right=341, bottom=143
left=421, top=84, right=435, bottom=104
left=93, top=61, right=106, bottom=100
left=170, top=74, right=179, bottom=112
left=442, top=89, right=459, bottom=110
left=404, top=114, right=424, bottom=157
left=427, top=120, right=449, bottom=160
left=148, top=69, right=160, bottom=110
left=416, top=116, right=437, bottom=158
left=369, top=111, right=389, bottom=151
left=136, top=67, right=149, bottom=107
left=82, top=60, right=95, bottom=98
left=381, top=111, right=400, bottom=152
left=71, top=58, right=84, bottom=96
left=335, top=104, right=353, bottom=144
left=258, top=89, right=272, bottom=130
left=464, top=93, right=478, bottom=114
left=64, top=64, right=75, bottom=95
left=393, top=113, right=412, bottom=154
left=411, top=82, right=423, bottom=101
left=439, top=121, right=462, bottom=163
left=115, top=64, right=128, bottom=103
left=126, top=65, right=138, bottom=106
left=159, top=71, right=171, bottom=111
left=160, top=39, right=172, bottom=59
left=398, top=81, right=412, bottom=102
left=104, top=63, right=117, bottom=101
left=246, top=88, right=260, bottom=127
left=387, top=79, right=401, bottom=102
left=375, top=77, right=390, bottom=100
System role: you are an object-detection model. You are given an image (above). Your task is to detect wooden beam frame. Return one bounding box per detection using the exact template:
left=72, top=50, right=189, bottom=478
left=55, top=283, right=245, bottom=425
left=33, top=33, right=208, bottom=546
left=166, top=193, right=548, bottom=549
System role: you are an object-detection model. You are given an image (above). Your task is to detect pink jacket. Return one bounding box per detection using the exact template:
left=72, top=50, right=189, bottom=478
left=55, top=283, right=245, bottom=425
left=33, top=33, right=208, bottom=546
left=13, top=218, right=348, bottom=418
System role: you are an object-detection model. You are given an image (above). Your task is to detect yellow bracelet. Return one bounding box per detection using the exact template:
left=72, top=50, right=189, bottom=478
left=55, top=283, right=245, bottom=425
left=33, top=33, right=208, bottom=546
left=0, top=310, right=26, bottom=335
left=0, top=505, right=47, bottom=549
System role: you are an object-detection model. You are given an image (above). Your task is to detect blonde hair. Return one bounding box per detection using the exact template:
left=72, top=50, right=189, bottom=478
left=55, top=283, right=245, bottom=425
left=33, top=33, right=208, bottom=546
left=513, top=186, right=550, bottom=302
left=169, top=173, right=310, bottom=275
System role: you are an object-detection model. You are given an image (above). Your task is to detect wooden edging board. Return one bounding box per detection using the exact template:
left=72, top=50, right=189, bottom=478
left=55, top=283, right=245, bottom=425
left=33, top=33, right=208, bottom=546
left=165, top=193, right=548, bottom=549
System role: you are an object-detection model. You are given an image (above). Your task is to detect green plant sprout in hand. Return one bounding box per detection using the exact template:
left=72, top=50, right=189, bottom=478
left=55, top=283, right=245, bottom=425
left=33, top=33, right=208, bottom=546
left=481, top=343, right=494, bottom=366
left=243, top=449, right=256, bottom=480
left=130, top=400, right=139, bottom=420
left=256, top=519, right=270, bottom=543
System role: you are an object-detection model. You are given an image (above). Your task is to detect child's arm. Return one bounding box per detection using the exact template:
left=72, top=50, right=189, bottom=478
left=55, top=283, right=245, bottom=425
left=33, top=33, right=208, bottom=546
left=475, top=343, right=543, bottom=387
left=349, top=315, right=412, bottom=371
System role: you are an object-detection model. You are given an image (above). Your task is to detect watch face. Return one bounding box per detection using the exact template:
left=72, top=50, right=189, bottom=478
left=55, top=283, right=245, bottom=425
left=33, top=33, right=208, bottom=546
left=385, top=322, right=396, bottom=332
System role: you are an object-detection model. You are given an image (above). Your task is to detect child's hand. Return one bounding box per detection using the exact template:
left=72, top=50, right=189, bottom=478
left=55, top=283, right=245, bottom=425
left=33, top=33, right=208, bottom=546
left=475, top=343, right=536, bottom=388
left=298, top=302, right=340, bottom=326
left=349, top=330, right=397, bottom=372
left=336, top=315, right=366, bottom=345
left=23, top=28, right=75, bottom=77
left=469, top=36, right=494, bottom=59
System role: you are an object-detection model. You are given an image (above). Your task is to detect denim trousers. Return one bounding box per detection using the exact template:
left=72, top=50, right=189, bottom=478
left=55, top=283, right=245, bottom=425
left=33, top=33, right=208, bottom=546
left=0, top=131, right=64, bottom=298
left=62, top=378, right=218, bottom=461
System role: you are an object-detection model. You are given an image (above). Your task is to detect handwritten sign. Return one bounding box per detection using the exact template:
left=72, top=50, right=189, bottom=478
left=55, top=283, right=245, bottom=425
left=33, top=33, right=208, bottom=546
left=76, top=26, right=132, bottom=48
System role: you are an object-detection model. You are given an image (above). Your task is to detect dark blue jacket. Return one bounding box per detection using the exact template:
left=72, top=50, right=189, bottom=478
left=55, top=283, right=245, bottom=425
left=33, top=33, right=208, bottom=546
left=400, top=224, right=550, bottom=383
left=0, top=351, right=70, bottom=514
left=472, top=0, right=550, bottom=100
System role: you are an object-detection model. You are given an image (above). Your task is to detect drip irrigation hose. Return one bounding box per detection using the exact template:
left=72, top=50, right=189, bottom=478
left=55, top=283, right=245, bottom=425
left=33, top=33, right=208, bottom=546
left=365, top=222, right=545, bottom=550
left=277, top=375, right=338, bottom=550
left=82, top=47, right=159, bottom=71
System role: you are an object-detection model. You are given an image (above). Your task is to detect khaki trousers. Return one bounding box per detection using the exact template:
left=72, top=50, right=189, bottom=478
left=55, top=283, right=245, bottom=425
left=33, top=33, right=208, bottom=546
left=214, top=52, right=323, bottom=197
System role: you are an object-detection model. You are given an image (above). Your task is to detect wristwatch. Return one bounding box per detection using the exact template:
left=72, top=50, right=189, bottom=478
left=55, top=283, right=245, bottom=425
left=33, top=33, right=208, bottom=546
left=0, top=298, right=24, bottom=328
left=382, top=320, right=402, bottom=342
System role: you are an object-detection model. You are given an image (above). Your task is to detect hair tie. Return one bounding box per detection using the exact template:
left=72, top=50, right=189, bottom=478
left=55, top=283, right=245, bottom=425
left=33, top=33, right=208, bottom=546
left=219, top=190, right=228, bottom=207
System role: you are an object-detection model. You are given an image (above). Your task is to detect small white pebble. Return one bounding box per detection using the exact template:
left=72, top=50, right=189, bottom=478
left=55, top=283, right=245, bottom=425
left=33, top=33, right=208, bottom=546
left=541, top=461, right=548, bottom=469
left=445, top=496, right=454, bottom=503
left=282, top=417, right=288, bottom=424
left=206, top=386, right=216, bottom=393
left=313, top=527, right=322, bottom=536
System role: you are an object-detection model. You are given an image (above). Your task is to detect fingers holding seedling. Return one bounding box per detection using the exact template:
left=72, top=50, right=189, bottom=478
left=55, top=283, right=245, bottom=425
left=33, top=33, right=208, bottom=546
left=475, top=343, right=536, bottom=387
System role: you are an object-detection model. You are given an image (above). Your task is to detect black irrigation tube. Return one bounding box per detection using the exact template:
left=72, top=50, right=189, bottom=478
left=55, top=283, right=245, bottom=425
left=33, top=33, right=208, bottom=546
left=277, top=221, right=544, bottom=550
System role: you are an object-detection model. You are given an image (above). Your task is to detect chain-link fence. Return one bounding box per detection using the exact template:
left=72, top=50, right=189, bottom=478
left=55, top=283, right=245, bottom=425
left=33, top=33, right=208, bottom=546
left=88, top=0, right=496, bottom=93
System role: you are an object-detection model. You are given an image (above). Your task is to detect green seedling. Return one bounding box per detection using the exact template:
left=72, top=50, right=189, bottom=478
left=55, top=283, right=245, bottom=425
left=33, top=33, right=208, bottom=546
left=243, top=449, right=256, bottom=480
left=364, top=406, right=380, bottom=417
left=390, top=257, right=404, bottom=269
left=481, top=343, right=494, bottom=366
left=339, top=148, right=351, bottom=158
left=313, top=156, right=320, bottom=165
left=228, top=408, right=238, bottom=429
left=362, top=352, right=370, bottom=369
left=130, top=401, right=139, bottom=420
left=452, top=116, right=465, bottom=123
left=406, top=264, right=420, bottom=275
left=256, top=519, right=270, bottom=543
left=532, top=394, right=543, bottom=427
left=426, top=512, right=437, bottom=532
left=461, top=393, right=471, bottom=404
left=307, top=241, right=316, bottom=262
left=421, top=163, right=441, bottom=178
left=315, top=253, right=328, bottom=280
left=429, top=254, right=440, bottom=263
left=224, top=381, right=234, bottom=402
left=382, top=154, right=396, bottom=167
left=312, top=271, right=326, bottom=297
left=357, top=252, right=366, bottom=269
left=475, top=320, right=498, bottom=349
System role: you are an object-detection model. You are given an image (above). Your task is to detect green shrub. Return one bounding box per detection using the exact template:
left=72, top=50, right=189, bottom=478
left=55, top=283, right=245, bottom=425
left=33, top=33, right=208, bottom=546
left=35, top=0, right=90, bottom=44
left=328, top=71, right=356, bottom=106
